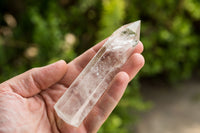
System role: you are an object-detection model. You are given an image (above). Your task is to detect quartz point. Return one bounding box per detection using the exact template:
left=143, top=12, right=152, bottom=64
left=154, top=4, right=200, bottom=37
left=54, top=20, right=141, bottom=127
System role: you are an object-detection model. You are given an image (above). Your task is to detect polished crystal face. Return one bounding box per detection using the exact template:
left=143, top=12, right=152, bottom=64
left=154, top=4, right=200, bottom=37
left=54, top=20, right=141, bottom=127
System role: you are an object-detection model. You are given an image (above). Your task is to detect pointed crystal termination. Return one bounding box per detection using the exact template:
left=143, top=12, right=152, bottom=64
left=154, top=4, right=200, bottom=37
left=54, top=20, right=141, bottom=127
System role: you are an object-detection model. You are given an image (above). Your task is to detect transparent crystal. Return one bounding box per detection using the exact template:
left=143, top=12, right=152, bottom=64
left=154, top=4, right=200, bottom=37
left=54, top=20, right=141, bottom=127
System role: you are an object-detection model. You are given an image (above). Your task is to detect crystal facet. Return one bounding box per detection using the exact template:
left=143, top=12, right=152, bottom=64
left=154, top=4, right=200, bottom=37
left=54, top=20, right=141, bottom=127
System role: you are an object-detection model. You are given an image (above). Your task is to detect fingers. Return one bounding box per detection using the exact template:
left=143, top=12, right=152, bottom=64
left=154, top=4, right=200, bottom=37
left=134, top=41, right=143, bottom=54
left=59, top=40, right=144, bottom=87
left=121, top=53, right=145, bottom=81
left=83, top=72, right=129, bottom=132
left=2, top=60, right=68, bottom=97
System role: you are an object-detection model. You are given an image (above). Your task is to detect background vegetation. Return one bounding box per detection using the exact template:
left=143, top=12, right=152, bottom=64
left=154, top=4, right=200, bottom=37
left=0, top=0, right=200, bottom=132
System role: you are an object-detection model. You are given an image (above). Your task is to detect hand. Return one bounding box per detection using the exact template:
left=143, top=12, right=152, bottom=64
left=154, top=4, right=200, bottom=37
left=0, top=40, right=144, bottom=133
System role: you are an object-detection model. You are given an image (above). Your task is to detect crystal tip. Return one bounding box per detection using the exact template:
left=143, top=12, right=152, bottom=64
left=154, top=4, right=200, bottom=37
left=126, top=20, right=141, bottom=40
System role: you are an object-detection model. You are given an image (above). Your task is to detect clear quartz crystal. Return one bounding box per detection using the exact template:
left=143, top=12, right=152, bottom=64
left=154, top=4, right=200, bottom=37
left=54, top=20, right=141, bottom=127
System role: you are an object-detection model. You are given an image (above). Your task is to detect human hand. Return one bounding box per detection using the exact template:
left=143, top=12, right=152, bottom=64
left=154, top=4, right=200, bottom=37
left=0, top=39, right=144, bottom=133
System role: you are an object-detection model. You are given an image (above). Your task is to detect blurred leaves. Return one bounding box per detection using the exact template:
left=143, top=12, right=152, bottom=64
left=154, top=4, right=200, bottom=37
left=97, top=0, right=125, bottom=40
left=184, top=0, right=200, bottom=19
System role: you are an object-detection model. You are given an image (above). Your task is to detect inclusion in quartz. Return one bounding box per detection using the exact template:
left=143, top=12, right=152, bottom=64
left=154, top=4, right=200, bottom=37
left=54, top=20, right=141, bottom=127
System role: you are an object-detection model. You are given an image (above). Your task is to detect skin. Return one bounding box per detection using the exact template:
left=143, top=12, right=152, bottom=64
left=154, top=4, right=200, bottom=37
left=0, top=39, right=144, bottom=133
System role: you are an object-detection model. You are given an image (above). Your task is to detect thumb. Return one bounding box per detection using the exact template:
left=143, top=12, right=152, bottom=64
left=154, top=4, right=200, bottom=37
left=1, top=60, right=67, bottom=98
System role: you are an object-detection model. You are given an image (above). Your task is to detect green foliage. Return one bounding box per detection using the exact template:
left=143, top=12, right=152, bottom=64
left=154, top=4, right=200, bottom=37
left=0, top=0, right=77, bottom=80
left=97, top=0, right=125, bottom=40
left=184, top=0, right=200, bottom=19
left=0, top=0, right=200, bottom=132
left=127, top=0, right=200, bottom=82
left=98, top=114, right=127, bottom=133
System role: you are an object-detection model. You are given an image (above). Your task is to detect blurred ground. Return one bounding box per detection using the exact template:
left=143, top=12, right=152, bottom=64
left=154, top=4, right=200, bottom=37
left=135, top=77, right=200, bottom=133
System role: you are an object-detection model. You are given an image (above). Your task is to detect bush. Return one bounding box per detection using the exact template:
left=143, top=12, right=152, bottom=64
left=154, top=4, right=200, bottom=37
left=0, top=0, right=199, bottom=132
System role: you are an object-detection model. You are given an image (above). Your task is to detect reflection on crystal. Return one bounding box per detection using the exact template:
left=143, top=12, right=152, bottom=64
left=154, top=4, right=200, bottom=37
left=54, top=20, right=141, bottom=127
